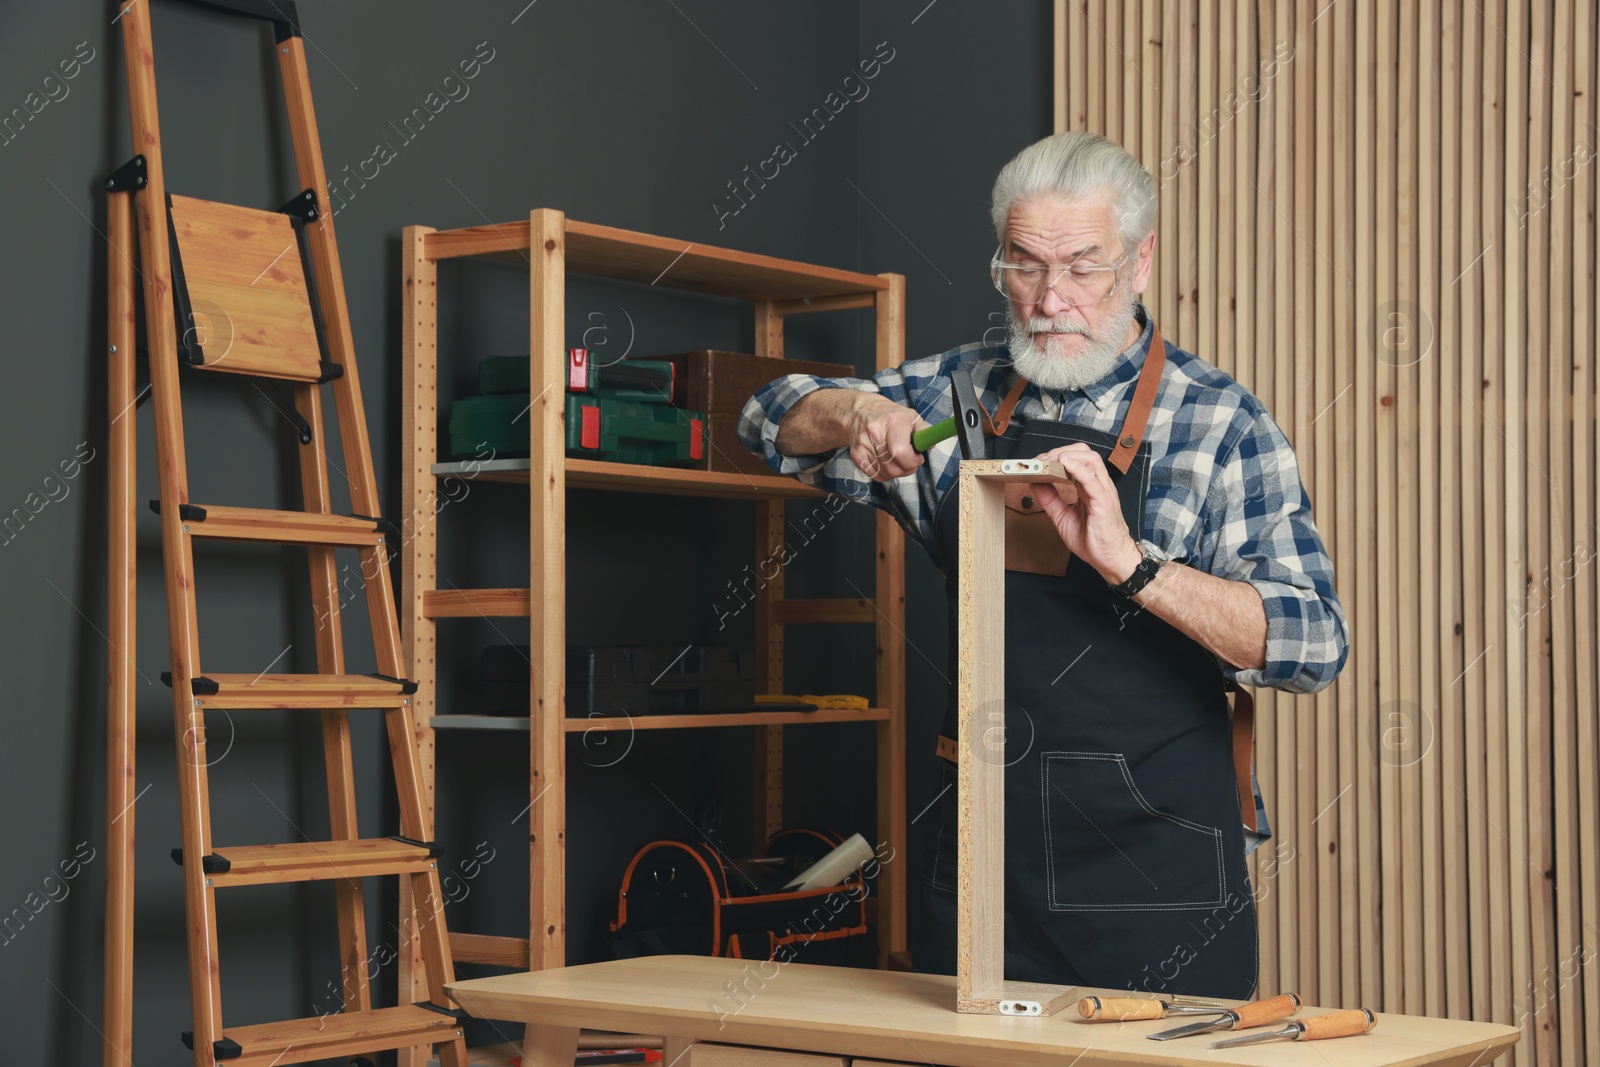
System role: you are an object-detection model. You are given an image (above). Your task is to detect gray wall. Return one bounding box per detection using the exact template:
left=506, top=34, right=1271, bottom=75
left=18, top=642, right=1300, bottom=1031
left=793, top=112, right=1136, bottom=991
left=0, top=0, right=1048, bottom=1061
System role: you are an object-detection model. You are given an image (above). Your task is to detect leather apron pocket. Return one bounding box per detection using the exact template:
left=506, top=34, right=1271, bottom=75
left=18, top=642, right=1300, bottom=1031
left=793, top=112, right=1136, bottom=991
left=1041, top=751, right=1226, bottom=912
left=1003, top=483, right=1072, bottom=576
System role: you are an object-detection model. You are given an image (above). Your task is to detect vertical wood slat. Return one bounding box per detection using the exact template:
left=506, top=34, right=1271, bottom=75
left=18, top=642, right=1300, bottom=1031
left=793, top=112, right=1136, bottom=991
left=1332, top=0, right=1361, bottom=1014
left=1572, top=8, right=1599, bottom=1067
left=1054, top=7, right=1596, bottom=1059
left=1544, top=7, right=1580, bottom=1066
left=1290, top=0, right=1318, bottom=1010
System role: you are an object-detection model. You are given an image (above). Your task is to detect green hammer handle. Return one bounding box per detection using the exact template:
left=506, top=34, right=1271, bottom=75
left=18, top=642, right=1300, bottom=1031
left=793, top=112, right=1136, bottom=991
left=911, top=417, right=956, bottom=454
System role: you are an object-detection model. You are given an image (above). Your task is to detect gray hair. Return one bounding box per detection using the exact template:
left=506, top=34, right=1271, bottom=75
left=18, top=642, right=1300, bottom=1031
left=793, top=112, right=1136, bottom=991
left=990, top=132, right=1158, bottom=252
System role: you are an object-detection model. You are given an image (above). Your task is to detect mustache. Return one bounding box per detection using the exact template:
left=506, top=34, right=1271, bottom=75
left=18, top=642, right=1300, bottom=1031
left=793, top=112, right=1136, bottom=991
left=1024, top=317, right=1093, bottom=337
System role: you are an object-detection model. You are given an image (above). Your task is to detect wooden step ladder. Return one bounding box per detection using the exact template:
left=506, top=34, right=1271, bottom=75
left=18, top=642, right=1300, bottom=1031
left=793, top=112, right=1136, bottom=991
left=103, top=3, right=470, bottom=1065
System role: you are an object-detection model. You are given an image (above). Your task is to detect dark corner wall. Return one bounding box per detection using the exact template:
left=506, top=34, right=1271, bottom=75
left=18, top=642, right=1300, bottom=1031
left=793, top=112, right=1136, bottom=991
left=0, top=1, right=1049, bottom=1061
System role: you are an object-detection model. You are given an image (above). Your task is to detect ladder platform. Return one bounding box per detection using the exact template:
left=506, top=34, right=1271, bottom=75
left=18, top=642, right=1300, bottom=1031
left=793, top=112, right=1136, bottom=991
left=174, top=838, right=439, bottom=887
left=185, top=1004, right=459, bottom=1066
left=186, top=673, right=417, bottom=709
left=151, top=501, right=387, bottom=547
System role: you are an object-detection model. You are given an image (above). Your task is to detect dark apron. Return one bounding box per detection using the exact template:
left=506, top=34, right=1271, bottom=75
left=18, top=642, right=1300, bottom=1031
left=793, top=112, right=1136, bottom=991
left=914, top=375, right=1259, bottom=999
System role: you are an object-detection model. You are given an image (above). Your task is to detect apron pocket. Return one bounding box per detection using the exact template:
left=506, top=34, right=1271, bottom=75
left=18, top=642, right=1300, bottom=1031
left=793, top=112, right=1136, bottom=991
left=1041, top=752, right=1226, bottom=912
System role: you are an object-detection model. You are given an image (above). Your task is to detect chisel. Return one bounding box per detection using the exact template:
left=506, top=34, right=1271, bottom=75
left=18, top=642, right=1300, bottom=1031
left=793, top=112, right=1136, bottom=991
left=1146, top=992, right=1303, bottom=1040
left=1208, top=1008, right=1377, bottom=1049
left=1076, top=996, right=1236, bottom=1022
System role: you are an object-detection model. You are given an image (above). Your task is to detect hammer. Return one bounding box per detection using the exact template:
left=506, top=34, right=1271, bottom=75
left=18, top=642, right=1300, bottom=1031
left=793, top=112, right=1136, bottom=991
left=909, top=366, right=988, bottom=459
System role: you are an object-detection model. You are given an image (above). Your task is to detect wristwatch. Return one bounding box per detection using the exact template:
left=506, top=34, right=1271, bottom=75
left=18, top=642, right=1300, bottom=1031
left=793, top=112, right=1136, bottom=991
left=1108, top=543, right=1163, bottom=599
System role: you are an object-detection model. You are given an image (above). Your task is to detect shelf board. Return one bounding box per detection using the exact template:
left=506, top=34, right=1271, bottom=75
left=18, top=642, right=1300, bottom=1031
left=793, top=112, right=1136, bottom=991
left=432, top=457, right=825, bottom=500
left=431, top=708, right=890, bottom=733
left=425, top=216, right=889, bottom=303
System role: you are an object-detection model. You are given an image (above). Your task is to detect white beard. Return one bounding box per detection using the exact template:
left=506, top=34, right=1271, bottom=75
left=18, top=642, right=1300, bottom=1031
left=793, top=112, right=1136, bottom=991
left=1005, top=296, right=1139, bottom=392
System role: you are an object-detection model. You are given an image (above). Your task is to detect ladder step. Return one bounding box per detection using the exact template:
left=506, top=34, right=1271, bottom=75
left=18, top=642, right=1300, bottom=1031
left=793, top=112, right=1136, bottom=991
left=183, top=1004, right=459, bottom=1066
left=174, top=838, right=438, bottom=887
left=150, top=501, right=387, bottom=546
left=188, top=673, right=416, bottom=709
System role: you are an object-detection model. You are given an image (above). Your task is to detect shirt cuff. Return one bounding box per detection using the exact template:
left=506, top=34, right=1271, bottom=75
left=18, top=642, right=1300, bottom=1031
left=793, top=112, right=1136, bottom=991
left=743, top=376, right=848, bottom=478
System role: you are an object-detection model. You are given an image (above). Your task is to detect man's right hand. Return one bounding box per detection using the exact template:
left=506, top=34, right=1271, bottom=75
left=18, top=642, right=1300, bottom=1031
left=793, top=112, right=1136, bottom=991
left=775, top=389, right=928, bottom=483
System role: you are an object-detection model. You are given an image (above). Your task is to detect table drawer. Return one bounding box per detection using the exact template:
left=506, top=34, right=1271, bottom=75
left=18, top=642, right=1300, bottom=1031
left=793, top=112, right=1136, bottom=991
left=689, top=1044, right=847, bottom=1067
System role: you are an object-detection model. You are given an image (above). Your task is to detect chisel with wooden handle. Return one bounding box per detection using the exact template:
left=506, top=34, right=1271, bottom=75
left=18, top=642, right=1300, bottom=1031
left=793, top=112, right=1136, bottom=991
left=1075, top=996, right=1237, bottom=1021
left=1208, top=1008, right=1377, bottom=1049
left=1146, top=993, right=1303, bottom=1040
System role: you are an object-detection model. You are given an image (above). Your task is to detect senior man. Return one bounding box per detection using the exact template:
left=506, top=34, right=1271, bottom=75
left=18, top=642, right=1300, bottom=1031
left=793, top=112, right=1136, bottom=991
left=738, top=131, right=1347, bottom=998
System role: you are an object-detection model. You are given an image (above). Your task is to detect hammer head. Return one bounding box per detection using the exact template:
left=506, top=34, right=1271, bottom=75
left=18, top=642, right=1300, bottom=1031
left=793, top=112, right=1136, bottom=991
left=950, top=366, right=986, bottom=460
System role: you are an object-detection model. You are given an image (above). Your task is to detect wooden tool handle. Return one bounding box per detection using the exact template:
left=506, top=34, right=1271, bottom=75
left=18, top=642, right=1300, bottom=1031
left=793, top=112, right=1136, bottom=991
left=1297, top=1009, right=1377, bottom=1040
left=1076, top=996, right=1166, bottom=1021
left=1230, top=993, right=1302, bottom=1028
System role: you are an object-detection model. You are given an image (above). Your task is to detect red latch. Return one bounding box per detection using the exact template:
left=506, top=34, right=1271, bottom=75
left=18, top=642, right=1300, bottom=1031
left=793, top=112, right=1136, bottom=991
left=689, top=418, right=704, bottom=461
left=568, top=347, right=589, bottom=392
left=579, top=404, right=601, bottom=450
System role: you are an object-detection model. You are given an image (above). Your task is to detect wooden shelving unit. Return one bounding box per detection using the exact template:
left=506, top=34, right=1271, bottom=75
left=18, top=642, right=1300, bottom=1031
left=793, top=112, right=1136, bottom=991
left=398, top=210, right=907, bottom=1039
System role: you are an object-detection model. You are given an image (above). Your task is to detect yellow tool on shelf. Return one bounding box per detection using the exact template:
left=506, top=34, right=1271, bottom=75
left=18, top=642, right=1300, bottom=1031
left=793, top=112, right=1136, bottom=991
left=754, top=694, right=871, bottom=711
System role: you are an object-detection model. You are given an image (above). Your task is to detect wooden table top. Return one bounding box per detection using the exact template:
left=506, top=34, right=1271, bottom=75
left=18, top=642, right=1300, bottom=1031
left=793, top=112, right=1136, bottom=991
left=448, top=956, right=1519, bottom=1067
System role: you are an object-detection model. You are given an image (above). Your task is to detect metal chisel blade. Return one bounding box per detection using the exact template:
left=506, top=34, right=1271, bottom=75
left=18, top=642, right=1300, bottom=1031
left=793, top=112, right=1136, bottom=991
left=1147, top=1015, right=1231, bottom=1041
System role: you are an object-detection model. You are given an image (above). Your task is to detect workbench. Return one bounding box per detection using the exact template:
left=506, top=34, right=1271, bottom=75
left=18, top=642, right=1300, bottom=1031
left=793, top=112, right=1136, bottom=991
left=446, top=955, right=1519, bottom=1067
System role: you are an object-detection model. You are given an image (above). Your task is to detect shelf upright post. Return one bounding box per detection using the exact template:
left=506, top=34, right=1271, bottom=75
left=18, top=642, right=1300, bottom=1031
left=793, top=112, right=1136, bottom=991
left=399, top=224, right=441, bottom=1067
left=752, top=300, right=788, bottom=850
left=874, top=273, right=909, bottom=961
left=528, top=209, right=569, bottom=973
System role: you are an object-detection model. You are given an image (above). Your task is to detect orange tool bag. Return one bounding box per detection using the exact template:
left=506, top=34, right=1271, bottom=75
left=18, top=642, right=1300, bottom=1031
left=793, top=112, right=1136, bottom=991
left=607, top=828, right=870, bottom=963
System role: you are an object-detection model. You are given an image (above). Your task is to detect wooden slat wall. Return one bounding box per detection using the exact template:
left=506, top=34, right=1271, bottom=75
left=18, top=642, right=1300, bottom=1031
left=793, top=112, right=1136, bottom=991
left=1055, top=3, right=1597, bottom=1063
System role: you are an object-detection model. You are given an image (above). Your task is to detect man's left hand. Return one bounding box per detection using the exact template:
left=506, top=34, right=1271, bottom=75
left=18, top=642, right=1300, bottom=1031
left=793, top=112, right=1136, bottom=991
left=1030, top=443, right=1144, bottom=585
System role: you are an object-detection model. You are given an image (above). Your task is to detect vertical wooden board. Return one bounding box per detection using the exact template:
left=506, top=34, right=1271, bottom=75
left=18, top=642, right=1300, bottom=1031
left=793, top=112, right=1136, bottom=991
left=1104, top=0, right=1121, bottom=139
left=955, top=474, right=1008, bottom=1005
left=1375, top=0, right=1404, bottom=1017
left=1177, top=1, right=1199, bottom=349
left=1310, top=0, right=1340, bottom=1009
left=874, top=275, right=909, bottom=959
left=1522, top=3, right=1559, bottom=1064
left=1478, top=0, right=1514, bottom=1049
left=1087, top=0, right=1104, bottom=133
left=103, top=188, right=138, bottom=1067
left=1216, top=0, right=1235, bottom=382
left=1395, top=0, right=1424, bottom=1020
left=1142, top=0, right=1162, bottom=192
left=528, top=209, right=569, bottom=971
left=1198, top=0, right=1217, bottom=365
left=1544, top=7, right=1580, bottom=1064
left=1122, top=0, right=1141, bottom=152
left=1571, top=6, right=1599, bottom=1063
left=1434, top=0, right=1471, bottom=1025
left=1352, top=0, right=1382, bottom=1013
left=1070, top=0, right=1089, bottom=131
left=1331, top=0, right=1361, bottom=1012
left=753, top=501, right=785, bottom=851
left=1499, top=0, right=1532, bottom=1060
left=1055, top=0, right=1068, bottom=133
left=1160, top=1, right=1182, bottom=333
left=1269, top=0, right=1298, bottom=994
left=1456, top=0, right=1491, bottom=1027
left=1234, top=0, right=1258, bottom=398
left=1250, top=0, right=1281, bottom=998
left=1414, top=0, right=1447, bottom=1023
left=398, top=224, right=440, bottom=1035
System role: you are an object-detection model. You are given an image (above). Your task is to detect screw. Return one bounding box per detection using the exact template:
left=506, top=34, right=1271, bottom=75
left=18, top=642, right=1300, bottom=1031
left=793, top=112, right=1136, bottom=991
left=403, top=698, right=410, bottom=705
left=430, top=861, right=436, bottom=868
left=182, top=525, right=190, bottom=533
left=281, top=47, right=288, bottom=54
left=194, top=699, right=202, bottom=707
left=205, top=878, right=213, bottom=886
left=110, top=345, right=118, bottom=353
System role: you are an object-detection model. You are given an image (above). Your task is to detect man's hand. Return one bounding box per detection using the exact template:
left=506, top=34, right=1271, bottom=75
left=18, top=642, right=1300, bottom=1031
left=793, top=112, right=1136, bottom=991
left=776, top=390, right=928, bottom=482
left=1030, top=442, right=1143, bottom=583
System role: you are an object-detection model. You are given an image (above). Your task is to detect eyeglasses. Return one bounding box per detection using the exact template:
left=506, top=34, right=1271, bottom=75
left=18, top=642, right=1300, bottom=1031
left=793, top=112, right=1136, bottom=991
left=990, top=246, right=1135, bottom=307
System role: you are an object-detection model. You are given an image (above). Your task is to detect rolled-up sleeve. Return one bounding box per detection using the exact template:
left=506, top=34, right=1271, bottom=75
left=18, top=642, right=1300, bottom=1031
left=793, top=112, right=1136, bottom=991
left=1204, top=411, right=1349, bottom=693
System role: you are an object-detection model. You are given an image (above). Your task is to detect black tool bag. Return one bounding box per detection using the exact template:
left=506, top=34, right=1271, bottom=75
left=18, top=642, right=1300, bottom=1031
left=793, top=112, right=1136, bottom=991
left=607, top=828, right=871, bottom=962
